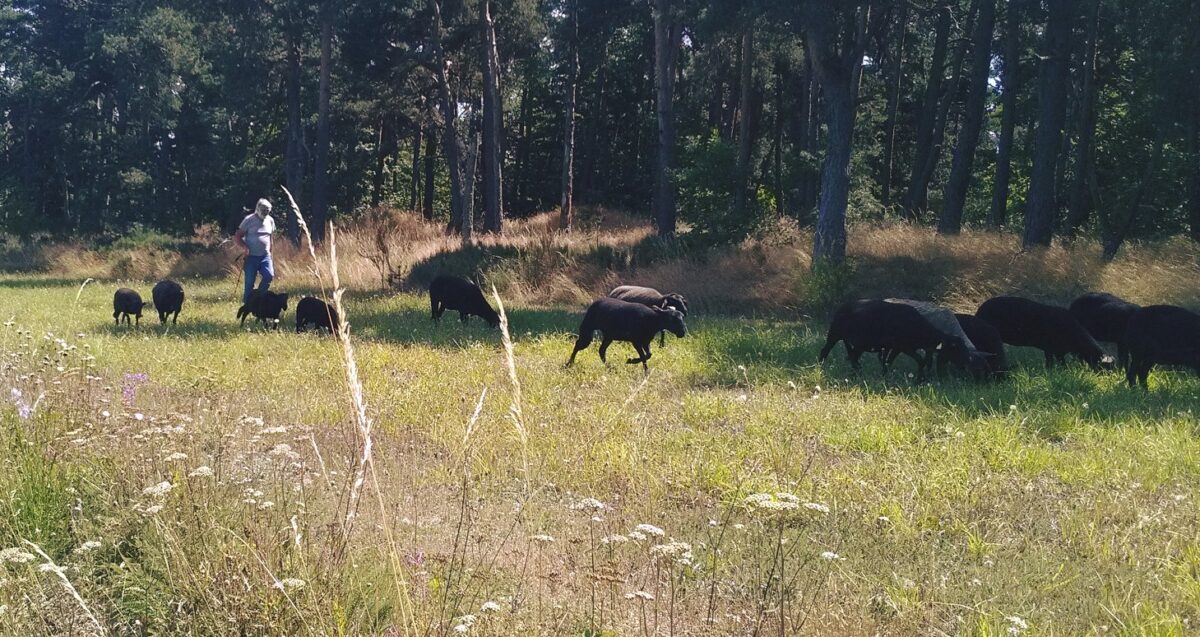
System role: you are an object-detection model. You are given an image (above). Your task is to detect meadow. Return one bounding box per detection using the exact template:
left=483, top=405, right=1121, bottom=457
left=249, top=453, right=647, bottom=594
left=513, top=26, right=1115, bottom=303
left=0, top=217, right=1198, bottom=635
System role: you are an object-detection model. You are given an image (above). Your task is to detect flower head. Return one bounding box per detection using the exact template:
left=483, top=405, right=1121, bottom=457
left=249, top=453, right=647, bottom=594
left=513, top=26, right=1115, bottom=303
left=188, top=466, right=214, bottom=478
left=634, top=523, right=665, bottom=537
left=142, top=481, right=174, bottom=497
left=624, top=590, right=655, bottom=601
left=0, top=548, right=35, bottom=564
left=529, top=534, right=555, bottom=544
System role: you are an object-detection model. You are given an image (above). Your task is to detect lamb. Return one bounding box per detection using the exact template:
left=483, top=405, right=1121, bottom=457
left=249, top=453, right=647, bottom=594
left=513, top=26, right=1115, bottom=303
left=1068, top=292, right=1139, bottom=365
left=948, top=313, right=1007, bottom=379
left=975, top=296, right=1114, bottom=370
left=565, top=297, right=687, bottom=371
left=429, top=275, right=500, bottom=328
left=151, top=280, right=185, bottom=325
left=818, top=299, right=990, bottom=379
left=609, top=285, right=688, bottom=346
left=1122, top=304, right=1200, bottom=389
left=113, top=288, right=147, bottom=326
left=236, top=290, right=289, bottom=329
left=295, top=296, right=340, bottom=334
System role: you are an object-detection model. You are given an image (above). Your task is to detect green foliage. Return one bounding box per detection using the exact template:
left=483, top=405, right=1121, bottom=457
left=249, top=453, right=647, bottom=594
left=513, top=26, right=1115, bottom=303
left=676, top=132, right=767, bottom=244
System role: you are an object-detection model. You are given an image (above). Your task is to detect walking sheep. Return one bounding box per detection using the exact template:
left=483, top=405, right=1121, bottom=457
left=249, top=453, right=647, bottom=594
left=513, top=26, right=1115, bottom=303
left=565, top=297, right=687, bottom=371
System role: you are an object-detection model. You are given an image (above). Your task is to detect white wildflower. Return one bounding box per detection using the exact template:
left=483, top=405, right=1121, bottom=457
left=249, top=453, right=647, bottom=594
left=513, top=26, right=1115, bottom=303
left=260, top=426, right=289, bottom=434
left=258, top=501, right=275, bottom=511
left=142, top=481, right=174, bottom=497
left=142, top=505, right=163, bottom=516
left=634, top=523, right=665, bottom=537
left=624, top=590, right=655, bottom=601
left=601, top=534, right=629, bottom=545
left=274, top=577, right=306, bottom=591
left=820, top=551, right=843, bottom=561
left=746, top=492, right=799, bottom=512
left=164, top=452, right=188, bottom=462
left=650, top=540, right=693, bottom=566
left=480, top=601, right=502, bottom=613
left=37, top=563, right=66, bottom=575
left=1006, top=616, right=1028, bottom=636
left=733, top=523, right=745, bottom=530
left=529, top=534, right=555, bottom=544
left=188, top=466, right=214, bottom=478
left=133, top=413, right=144, bottom=421
left=73, top=541, right=102, bottom=554
left=100, top=410, right=111, bottom=418
left=240, top=415, right=265, bottom=427
left=0, top=548, right=35, bottom=564
left=802, top=502, right=830, bottom=514
left=571, top=497, right=606, bottom=512
left=627, top=531, right=647, bottom=542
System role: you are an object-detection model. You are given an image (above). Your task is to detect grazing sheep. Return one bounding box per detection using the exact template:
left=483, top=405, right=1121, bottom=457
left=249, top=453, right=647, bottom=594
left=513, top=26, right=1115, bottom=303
left=236, top=290, right=289, bottom=329
left=429, top=275, right=500, bottom=328
left=295, top=296, right=340, bottom=334
left=565, top=297, right=687, bottom=371
left=113, top=288, right=147, bottom=326
left=880, top=298, right=993, bottom=380
left=975, top=296, right=1114, bottom=370
left=1068, top=292, right=1139, bottom=365
left=609, top=285, right=689, bottom=346
left=151, top=280, right=185, bottom=325
left=819, top=299, right=990, bottom=379
left=948, top=313, right=1008, bottom=379
left=1123, top=305, right=1200, bottom=389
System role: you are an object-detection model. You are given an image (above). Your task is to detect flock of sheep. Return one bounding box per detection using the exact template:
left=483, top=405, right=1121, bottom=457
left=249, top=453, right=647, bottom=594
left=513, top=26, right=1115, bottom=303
left=111, top=276, right=1198, bottom=388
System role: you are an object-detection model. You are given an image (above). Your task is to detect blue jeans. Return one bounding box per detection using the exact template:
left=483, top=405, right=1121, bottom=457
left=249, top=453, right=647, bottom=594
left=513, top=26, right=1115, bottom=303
left=243, top=253, right=274, bottom=303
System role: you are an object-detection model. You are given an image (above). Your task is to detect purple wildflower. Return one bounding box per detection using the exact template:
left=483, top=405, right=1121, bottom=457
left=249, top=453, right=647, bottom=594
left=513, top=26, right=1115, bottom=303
left=122, top=373, right=149, bottom=406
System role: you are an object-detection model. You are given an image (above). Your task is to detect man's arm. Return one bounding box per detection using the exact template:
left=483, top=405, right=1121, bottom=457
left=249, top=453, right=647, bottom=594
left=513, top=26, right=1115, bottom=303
left=233, top=228, right=249, bottom=255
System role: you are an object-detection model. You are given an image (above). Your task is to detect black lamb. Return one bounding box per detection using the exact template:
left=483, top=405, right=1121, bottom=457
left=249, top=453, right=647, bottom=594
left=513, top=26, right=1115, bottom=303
left=1123, top=304, right=1200, bottom=389
left=975, top=296, right=1114, bottom=370
left=609, top=285, right=689, bottom=346
left=949, top=313, right=1007, bottom=379
left=429, top=275, right=500, bottom=328
left=819, top=299, right=989, bottom=379
left=151, top=280, right=185, bottom=325
left=113, top=288, right=147, bottom=326
left=565, top=297, right=687, bottom=371
left=1068, top=292, right=1140, bottom=366
left=237, top=290, right=289, bottom=329
left=295, top=296, right=340, bottom=334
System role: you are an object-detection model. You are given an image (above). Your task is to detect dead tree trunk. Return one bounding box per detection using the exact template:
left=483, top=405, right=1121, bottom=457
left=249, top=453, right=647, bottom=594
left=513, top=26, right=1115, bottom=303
left=428, top=0, right=468, bottom=236
left=480, top=0, right=504, bottom=233
left=988, top=0, right=1021, bottom=229
left=559, top=0, right=579, bottom=231
left=733, top=27, right=755, bottom=217
left=409, top=126, right=422, bottom=212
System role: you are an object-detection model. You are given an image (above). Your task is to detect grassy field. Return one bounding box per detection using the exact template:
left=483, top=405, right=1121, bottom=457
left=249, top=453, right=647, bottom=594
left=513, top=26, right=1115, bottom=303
left=2, top=207, right=1200, bottom=636
left=0, top=271, right=1197, bottom=636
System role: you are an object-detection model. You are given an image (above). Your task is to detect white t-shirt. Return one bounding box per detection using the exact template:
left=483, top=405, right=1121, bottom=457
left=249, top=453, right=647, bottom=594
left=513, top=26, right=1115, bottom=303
left=239, top=213, right=276, bottom=256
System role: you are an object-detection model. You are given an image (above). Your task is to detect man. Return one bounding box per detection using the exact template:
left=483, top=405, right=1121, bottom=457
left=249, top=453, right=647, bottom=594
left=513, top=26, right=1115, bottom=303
left=234, top=198, right=277, bottom=303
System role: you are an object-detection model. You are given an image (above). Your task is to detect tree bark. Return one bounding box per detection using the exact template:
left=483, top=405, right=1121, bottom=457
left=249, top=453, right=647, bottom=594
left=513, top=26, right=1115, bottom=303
left=371, top=119, right=395, bottom=207
left=1190, top=100, right=1200, bottom=243
left=409, top=126, right=422, bottom=212
left=463, top=127, right=480, bottom=241
left=311, top=4, right=333, bottom=242
left=903, top=4, right=950, bottom=218
left=1064, top=0, right=1102, bottom=236
left=733, top=27, right=755, bottom=217
left=480, top=0, right=504, bottom=233
left=422, top=125, right=436, bottom=220
left=1023, top=0, right=1074, bottom=248
left=987, top=0, right=1021, bottom=229
left=284, top=29, right=305, bottom=244
left=803, top=3, right=872, bottom=265
left=652, top=0, right=682, bottom=237
left=880, top=1, right=908, bottom=211
left=428, top=0, right=468, bottom=236
left=559, top=0, right=579, bottom=231
left=938, top=0, right=995, bottom=234
left=1102, top=134, right=1163, bottom=260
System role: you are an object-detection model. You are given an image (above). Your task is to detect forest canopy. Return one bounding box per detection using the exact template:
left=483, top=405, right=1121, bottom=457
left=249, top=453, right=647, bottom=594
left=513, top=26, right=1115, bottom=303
left=1, top=0, right=1197, bottom=260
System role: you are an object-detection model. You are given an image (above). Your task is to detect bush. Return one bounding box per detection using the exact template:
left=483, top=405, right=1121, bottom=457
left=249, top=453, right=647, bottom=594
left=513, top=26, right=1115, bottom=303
left=676, top=132, right=769, bottom=244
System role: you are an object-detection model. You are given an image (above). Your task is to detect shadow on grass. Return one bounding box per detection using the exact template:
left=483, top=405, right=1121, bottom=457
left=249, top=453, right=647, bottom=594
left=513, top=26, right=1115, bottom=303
left=0, top=277, right=93, bottom=290
left=352, top=301, right=581, bottom=350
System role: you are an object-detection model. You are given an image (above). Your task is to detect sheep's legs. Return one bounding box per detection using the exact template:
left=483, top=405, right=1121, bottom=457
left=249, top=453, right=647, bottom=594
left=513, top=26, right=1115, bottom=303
left=626, top=342, right=652, bottom=366
left=431, top=299, right=445, bottom=321
left=566, top=330, right=596, bottom=367
left=846, top=345, right=864, bottom=372
left=598, top=336, right=613, bottom=364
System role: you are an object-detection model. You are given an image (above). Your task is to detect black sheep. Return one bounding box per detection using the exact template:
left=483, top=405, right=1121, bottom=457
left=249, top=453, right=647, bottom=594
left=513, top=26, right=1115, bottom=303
left=565, top=297, right=687, bottom=371
left=609, top=285, right=689, bottom=346
left=151, top=280, right=185, bottom=325
left=1123, top=305, right=1200, bottom=389
left=1068, top=292, right=1140, bottom=365
left=975, top=296, right=1114, bottom=370
left=236, top=290, right=289, bottom=329
left=113, top=288, right=147, bottom=326
left=295, top=296, right=340, bottom=334
left=947, top=313, right=1007, bottom=379
left=819, top=299, right=989, bottom=379
left=429, top=275, right=500, bottom=328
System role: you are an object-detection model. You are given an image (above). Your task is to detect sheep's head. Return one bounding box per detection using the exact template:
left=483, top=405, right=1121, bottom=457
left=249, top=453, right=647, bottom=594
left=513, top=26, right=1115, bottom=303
left=655, top=307, right=687, bottom=338
left=1091, top=352, right=1116, bottom=372
left=661, top=293, right=689, bottom=316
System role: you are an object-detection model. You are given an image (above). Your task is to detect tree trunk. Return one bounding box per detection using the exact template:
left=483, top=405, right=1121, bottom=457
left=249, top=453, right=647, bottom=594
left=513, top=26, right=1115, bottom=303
left=652, top=0, right=682, bottom=237
left=1023, top=0, right=1074, bottom=248
left=987, top=0, right=1021, bottom=229
left=409, top=126, right=422, bottom=211
left=1102, top=134, right=1163, bottom=260
left=773, top=63, right=785, bottom=216
left=938, top=0, right=996, bottom=234
left=1190, top=101, right=1200, bottom=243
left=803, top=3, right=871, bottom=265
left=559, top=0, right=579, bottom=231
left=733, top=27, right=755, bottom=217
left=284, top=30, right=305, bottom=244
left=429, top=0, right=467, bottom=235
left=422, top=125, right=436, bottom=220
left=463, top=128, right=480, bottom=241
left=371, top=119, right=393, bottom=207
left=311, top=5, right=333, bottom=243
left=903, top=5, right=950, bottom=218
left=480, top=0, right=504, bottom=233
left=1064, top=0, right=1102, bottom=236
left=880, top=1, right=908, bottom=211
left=912, top=0, right=978, bottom=217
